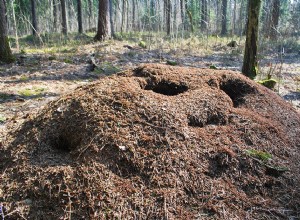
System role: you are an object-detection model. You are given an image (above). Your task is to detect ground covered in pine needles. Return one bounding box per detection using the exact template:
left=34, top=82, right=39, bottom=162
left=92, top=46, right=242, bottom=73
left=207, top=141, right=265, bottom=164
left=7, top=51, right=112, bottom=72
left=0, top=64, right=299, bottom=219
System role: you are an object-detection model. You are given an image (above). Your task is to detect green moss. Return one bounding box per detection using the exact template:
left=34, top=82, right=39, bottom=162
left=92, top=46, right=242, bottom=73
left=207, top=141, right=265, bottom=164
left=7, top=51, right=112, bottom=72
left=209, top=65, right=218, bottom=70
left=166, top=60, right=178, bottom=66
left=0, top=115, right=6, bottom=123
left=48, top=56, right=56, bottom=61
left=138, top=41, right=147, bottom=48
left=18, top=87, right=46, bottom=97
left=20, top=75, right=29, bottom=81
left=95, top=62, right=121, bottom=75
left=257, top=78, right=277, bottom=89
left=63, top=58, right=73, bottom=64
left=245, top=149, right=272, bottom=162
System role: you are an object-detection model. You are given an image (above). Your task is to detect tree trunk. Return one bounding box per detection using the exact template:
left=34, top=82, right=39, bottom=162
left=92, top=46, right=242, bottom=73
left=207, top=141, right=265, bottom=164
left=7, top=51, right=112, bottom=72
left=88, top=0, right=93, bottom=29
left=132, top=0, right=135, bottom=30
left=243, top=0, right=249, bottom=35
left=221, top=0, right=227, bottom=35
left=165, top=0, right=171, bottom=35
left=11, top=0, right=19, bottom=51
left=232, top=0, right=236, bottom=35
left=61, top=0, right=68, bottom=35
left=242, top=0, right=261, bottom=79
left=180, top=0, right=184, bottom=28
left=201, top=0, right=208, bottom=30
left=77, top=0, right=83, bottom=33
left=3, top=0, right=7, bottom=29
left=53, top=0, right=58, bottom=32
left=270, top=0, right=280, bottom=40
left=0, top=0, right=14, bottom=63
left=216, top=0, right=221, bottom=33
left=121, top=0, right=127, bottom=33
left=31, top=0, right=38, bottom=36
left=94, top=0, right=111, bottom=41
left=109, top=0, right=115, bottom=37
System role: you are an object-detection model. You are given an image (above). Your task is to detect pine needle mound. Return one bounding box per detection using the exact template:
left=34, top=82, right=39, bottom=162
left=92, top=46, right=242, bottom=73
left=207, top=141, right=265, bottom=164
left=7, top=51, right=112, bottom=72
left=1, top=64, right=300, bottom=219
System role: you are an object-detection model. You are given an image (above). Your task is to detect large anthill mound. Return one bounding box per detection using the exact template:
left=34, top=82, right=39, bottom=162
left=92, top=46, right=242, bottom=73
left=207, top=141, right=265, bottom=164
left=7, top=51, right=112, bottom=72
left=1, top=64, right=300, bottom=219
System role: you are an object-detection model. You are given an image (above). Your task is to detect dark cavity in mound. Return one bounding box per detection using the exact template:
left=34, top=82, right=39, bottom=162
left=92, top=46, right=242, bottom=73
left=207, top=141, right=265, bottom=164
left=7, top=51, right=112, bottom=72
left=220, top=78, right=256, bottom=107
left=50, top=130, right=82, bottom=153
left=143, top=80, right=188, bottom=96
left=188, top=112, right=227, bottom=127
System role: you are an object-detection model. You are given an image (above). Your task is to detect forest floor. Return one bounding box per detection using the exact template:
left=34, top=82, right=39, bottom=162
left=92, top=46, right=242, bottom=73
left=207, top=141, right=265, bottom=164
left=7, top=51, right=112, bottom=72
left=0, top=33, right=300, bottom=219
left=0, top=33, right=300, bottom=141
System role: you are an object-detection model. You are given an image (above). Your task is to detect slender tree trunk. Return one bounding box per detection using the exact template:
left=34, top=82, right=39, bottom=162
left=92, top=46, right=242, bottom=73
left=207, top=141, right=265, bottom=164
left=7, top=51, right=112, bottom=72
left=109, top=0, right=115, bottom=37
left=242, top=0, right=262, bottom=79
left=221, top=0, right=227, bottom=35
left=232, top=0, right=236, bottom=35
left=61, top=0, right=67, bottom=35
left=165, top=0, right=171, bottom=35
left=270, top=0, right=280, bottom=40
left=53, top=0, right=58, bottom=32
left=121, top=0, right=127, bottom=33
left=3, top=0, right=8, bottom=29
left=88, top=0, right=92, bottom=29
left=77, top=0, right=83, bottom=33
left=11, top=0, right=19, bottom=51
left=216, top=0, right=221, bottom=33
left=95, top=0, right=111, bottom=41
left=180, top=0, right=185, bottom=29
left=243, top=0, right=249, bottom=35
left=132, top=0, right=135, bottom=30
left=31, top=0, right=38, bottom=36
left=0, top=0, right=14, bottom=63
left=201, top=0, right=208, bottom=30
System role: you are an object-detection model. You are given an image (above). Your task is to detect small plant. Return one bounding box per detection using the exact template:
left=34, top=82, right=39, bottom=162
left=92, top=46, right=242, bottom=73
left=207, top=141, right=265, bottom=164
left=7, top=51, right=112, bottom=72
left=95, top=62, right=121, bottom=75
left=166, top=60, right=178, bottom=66
left=139, top=41, right=147, bottom=49
left=257, top=78, right=277, bottom=89
left=20, top=49, right=26, bottom=54
left=0, top=93, right=12, bottom=100
left=63, top=58, right=73, bottom=64
left=0, top=115, right=6, bottom=123
left=209, top=65, right=218, bottom=70
left=18, top=87, right=46, bottom=97
left=245, top=149, right=272, bottom=162
left=48, top=55, right=56, bottom=61
left=20, top=75, right=29, bottom=81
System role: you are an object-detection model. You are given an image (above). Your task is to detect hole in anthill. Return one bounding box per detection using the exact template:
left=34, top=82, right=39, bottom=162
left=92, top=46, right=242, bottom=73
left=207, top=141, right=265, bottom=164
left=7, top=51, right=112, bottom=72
left=220, top=79, right=256, bottom=107
left=143, top=80, right=188, bottom=96
left=188, top=112, right=227, bottom=127
left=188, top=115, right=205, bottom=127
left=54, top=135, right=72, bottom=152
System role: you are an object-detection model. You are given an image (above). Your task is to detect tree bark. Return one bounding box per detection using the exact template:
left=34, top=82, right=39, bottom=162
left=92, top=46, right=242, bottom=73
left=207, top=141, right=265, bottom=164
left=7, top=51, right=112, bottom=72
left=61, top=0, right=68, bottom=35
left=109, top=0, right=115, bottom=37
left=94, top=0, right=111, bottom=41
left=132, top=0, right=135, bottom=30
left=53, top=0, right=58, bottom=32
left=221, top=0, right=227, bottom=35
left=232, top=0, right=236, bottom=35
left=11, top=0, right=19, bottom=51
left=180, top=0, right=184, bottom=28
left=270, top=0, right=280, bottom=40
left=121, top=0, right=127, bottom=33
left=77, top=0, right=83, bottom=33
left=3, top=0, right=8, bottom=29
left=0, top=0, right=14, bottom=63
left=88, top=0, right=93, bottom=29
left=201, top=0, right=208, bottom=30
left=31, top=0, right=38, bottom=36
left=165, top=0, right=171, bottom=35
left=242, top=0, right=262, bottom=79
